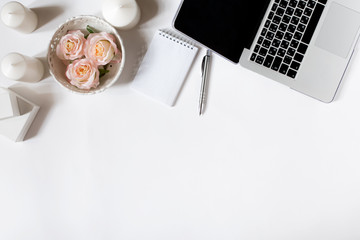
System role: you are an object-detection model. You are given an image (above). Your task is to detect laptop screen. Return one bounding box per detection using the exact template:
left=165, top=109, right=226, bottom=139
left=174, top=0, right=271, bottom=63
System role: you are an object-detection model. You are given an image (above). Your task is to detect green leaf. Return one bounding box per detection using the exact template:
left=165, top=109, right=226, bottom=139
left=86, top=25, right=95, bottom=34
left=99, top=68, right=110, bottom=78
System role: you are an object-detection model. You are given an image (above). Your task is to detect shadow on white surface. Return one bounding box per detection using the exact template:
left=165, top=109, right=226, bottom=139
left=115, top=30, right=148, bottom=86
left=35, top=50, right=51, bottom=81
left=113, top=0, right=159, bottom=86
left=38, top=56, right=51, bottom=81
left=32, top=6, right=65, bottom=32
left=137, top=0, right=159, bottom=25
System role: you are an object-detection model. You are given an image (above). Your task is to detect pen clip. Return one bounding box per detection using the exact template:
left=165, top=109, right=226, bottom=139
left=201, top=50, right=211, bottom=77
left=199, top=50, right=211, bottom=116
left=201, top=55, right=206, bottom=77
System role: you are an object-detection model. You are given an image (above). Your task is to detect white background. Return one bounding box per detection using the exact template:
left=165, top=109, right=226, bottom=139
left=1, top=0, right=360, bottom=239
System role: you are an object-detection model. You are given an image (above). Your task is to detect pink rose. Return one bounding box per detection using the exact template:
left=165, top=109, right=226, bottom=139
left=65, top=59, right=100, bottom=90
left=56, top=30, right=86, bottom=61
left=84, top=32, right=120, bottom=66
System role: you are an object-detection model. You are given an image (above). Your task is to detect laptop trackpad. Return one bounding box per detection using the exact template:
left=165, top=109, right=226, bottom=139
left=315, top=2, right=360, bottom=58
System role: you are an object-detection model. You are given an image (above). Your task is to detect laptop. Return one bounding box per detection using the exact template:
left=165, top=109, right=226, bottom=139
left=173, top=0, right=360, bottom=102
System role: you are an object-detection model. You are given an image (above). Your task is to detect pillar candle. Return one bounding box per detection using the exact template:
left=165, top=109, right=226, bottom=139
left=1, top=1, right=38, bottom=33
left=102, top=0, right=141, bottom=30
left=1, top=53, right=44, bottom=83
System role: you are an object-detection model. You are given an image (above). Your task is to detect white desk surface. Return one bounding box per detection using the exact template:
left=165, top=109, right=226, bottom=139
left=1, top=0, right=360, bottom=239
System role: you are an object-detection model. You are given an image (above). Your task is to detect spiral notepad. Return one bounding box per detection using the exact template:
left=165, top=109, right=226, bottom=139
left=131, top=30, right=199, bottom=106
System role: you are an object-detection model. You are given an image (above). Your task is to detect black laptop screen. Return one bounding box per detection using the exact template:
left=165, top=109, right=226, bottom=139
left=174, top=0, right=271, bottom=63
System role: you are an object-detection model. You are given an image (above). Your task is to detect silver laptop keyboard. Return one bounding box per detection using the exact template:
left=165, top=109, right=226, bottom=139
left=250, top=0, right=327, bottom=79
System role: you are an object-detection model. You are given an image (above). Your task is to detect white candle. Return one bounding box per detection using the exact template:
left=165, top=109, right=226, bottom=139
left=1, top=1, right=38, bottom=33
left=102, top=0, right=141, bottom=30
left=1, top=53, right=44, bottom=83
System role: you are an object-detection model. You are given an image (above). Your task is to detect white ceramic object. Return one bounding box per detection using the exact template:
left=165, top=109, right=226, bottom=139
left=1, top=52, right=44, bottom=83
left=47, top=15, right=126, bottom=95
left=0, top=88, right=39, bottom=142
left=102, top=0, right=141, bottom=30
left=0, top=1, right=38, bottom=33
left=0, top=88, right=19, bottom=120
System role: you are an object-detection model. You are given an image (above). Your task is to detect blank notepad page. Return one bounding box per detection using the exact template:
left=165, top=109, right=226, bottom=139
left=131, top=30, right=198, bottom=106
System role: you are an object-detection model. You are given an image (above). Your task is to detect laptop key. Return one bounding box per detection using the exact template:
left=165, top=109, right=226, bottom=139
left=283, top=55, right=292, bottom=64
left=275, top=31, right=284, bottom=40
left=286, top=7, right=295, bottom=16
left=259, top=47, right=268, bottom=56
left=294, top=9, right=303, bottom=17
left=287, top=47, right=296, bottom=56
left=294, top=53, right=304, bottom=62
left=269, top=47, right=278, bottom=55
left=281, top=40, right=290, bottom=49
left=273, top=15, right=282, bottom=24
left=279, top=0, right=288, bottom=8
left=284, top=32, right=293, bottom=41
left=277, top=48, right=286, bottom=57
left=276, top=7, right=285, bottom=16
left=287, top=69, right=297, bottom=78
left=258, top=36, right=264, bottom=45
left=300, top=15, right=309, bottom=24
left=269, top=24, right=278, bottom=32
left=298, top=1, right=306, bottom=9
left=266, top=31, right=275, bottom=40
left=288, top=24, right=296, bottom=33
left=261, top=28, right=267, bottom=36
left=291, top=16, right=300, bottom=25
left=250, top=53, right=257, bottom=61
left=291, top=61, right=301, bottom=70
left=289, top=0, right=298, bottom=7
left=268, top=11, right=275, bottom=20
left=297, top=23, right=306, bottom=32
left=279, top=64, right=289, bottom=74
left=272, top=3, right=278, bottom=11
left=290, top=39, right=299, bottom=48
left=294, top=31, right=303, bottom=40
left=282, top=15, right=291, bottom=24
left=279, top=23, right=288, bottom=32
left=307, top=0, right=316, bottom=8
left=263, top=39, right=271, bottom=48
left=304, top=8, right=313, bottom=16
left=264, top=55, right=275, bottom=68
left=298, top=43, right=308, bottom=54
left=271, top=56, right=283, bottom=71
left=265, top=20, right=271, bottom=28
left=272, top=38, right=281, bottom=47
left=256, top=56, right=265, bottom=64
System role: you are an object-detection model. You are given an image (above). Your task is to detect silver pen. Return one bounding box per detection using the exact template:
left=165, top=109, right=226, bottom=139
left=199, top=50, right=211, bottom=115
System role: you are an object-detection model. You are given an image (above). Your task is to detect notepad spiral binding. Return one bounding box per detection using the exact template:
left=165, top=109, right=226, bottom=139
left=158, top=29, right=196, bottom=50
